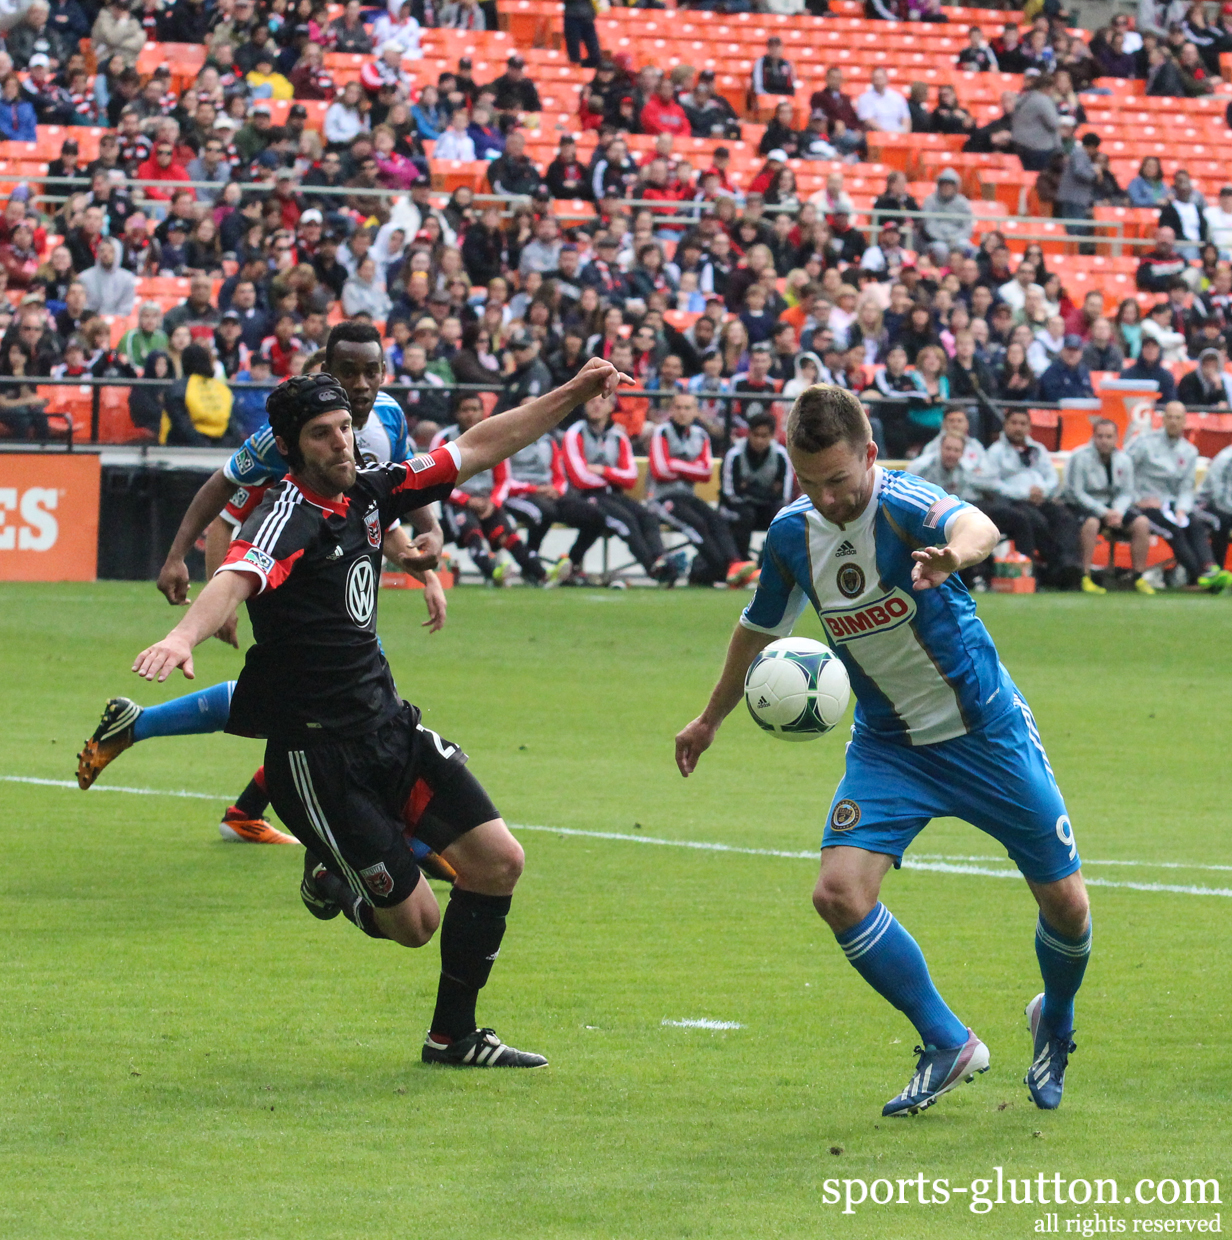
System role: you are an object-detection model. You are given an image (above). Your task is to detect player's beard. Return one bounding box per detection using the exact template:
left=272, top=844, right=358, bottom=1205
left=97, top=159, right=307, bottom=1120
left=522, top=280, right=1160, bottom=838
left=302, top=453, right=357, bottom=496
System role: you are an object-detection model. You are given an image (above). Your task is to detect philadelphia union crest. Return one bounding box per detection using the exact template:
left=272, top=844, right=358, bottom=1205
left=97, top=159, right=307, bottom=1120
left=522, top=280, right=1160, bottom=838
left=830, top=799, right=861, bottom=831
left=837, top=563, right=865, bottom=599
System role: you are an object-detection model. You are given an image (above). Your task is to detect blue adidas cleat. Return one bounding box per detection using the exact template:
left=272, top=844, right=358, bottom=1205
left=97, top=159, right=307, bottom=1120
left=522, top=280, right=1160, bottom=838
left=1024, top=992, right=1076, bottom=1110
left=882, top=1029, right=990, bottom=1117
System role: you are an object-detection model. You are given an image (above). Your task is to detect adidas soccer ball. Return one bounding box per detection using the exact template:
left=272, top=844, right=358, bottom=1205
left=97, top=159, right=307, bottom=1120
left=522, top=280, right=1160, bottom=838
left=744, top=637, right=851, bottom=742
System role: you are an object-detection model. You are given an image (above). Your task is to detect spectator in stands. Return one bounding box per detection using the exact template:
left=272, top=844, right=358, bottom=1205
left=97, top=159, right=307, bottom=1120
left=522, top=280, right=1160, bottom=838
left=1137, top=226, right=1193, bottom=292
left=0, top=341, right=50, bottom=440
left=1063, top=417, right=1155, bottom=593
left=119, top=301, right=169, bottom=368
left=976, top=407, right=1083, bottom=588
left=1056, top=132, right=1100, bottom=239
left=126, top=349, right=171, bottom=435
left=440, top=0, right=486, bottom=30
left=1138, top=0, right=1187, bottom=41
left=489, top=54, right=541, bottom=114
left=1039, top=333, right=1095, bottom=401
left=93, top=0, right=146, bottom=69
left=342, top=255, right=391, bottom=319
left=1120, top=334, right=1178, bottom=401
left=80, top=237, right=136, bottom=315
left=957, top=26, right=998, bottom=73
left=9, top=2, right=69, bottom=70
left=1141, top=299, right=1188, bottom=362
left=1126, top=156, right=1168, bottom=209
left=433, top=107, right=476, bottom=161
left=931, top=84, right=975, bottom=136
left=752, top=36, right=797, bottom=97
left=856, top=68, right=910, bottom=134
left=1176, top=41, right=1214, bottom=96
left=562, top=0, right=601, bottom=68
left=1129, top=400, right=1227, bottom=586
left=136, top=138, right=191, bottom=210
left=865, top=0, right=902, bottom=21
left=1011, top=75, right=1060, bottom=173
left=324, top=81, right=369, bottom=148
left=0, top=75, right=36, bottom=142
left=1092, top=26, right=1137, bottom=78
left=1145, top=44, right=1186, bottom=96
left=1082, top=319, right=1124, bottom=371
left=330, top=0, right=374, bottom=53
left=1159, top=170, right=1208, bottom=259
left=919, top=168, right=973, bottom=261
left=186, top=136, right=231, bottom=204
left=488, top=131, right=541, bottom=197
left=641, top=78, right=689, bottom=138
left=1177, top=345, right=1232, bottom=407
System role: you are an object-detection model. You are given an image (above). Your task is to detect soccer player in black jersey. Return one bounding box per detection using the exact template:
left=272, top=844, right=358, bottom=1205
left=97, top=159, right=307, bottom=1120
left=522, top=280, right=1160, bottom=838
left=132, top=359, right=630, bottom=1068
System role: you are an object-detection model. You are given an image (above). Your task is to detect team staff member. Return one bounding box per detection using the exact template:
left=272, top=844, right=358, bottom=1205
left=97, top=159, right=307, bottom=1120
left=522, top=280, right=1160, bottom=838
left=504, top=423, right=607, bottom=585
left=1062, top=418, right=1155, bottom=595
left=648, top=393, right=755, bottom=588
left=1127, top=401, right=1230, bottom=590
left=1197, top=442, right=1232, bottom=577
left=431, top=395, right=547, bottom=585
left=133, top=358, right=633, bottom=1069
left=562, top=394, right=682, bottom=585
left=720, top=411, right=794, bottom=561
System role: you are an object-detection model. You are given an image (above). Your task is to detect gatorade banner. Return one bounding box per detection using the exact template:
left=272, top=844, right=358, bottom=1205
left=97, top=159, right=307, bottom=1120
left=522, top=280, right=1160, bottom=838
left=0, top=453, right=100, bottom=581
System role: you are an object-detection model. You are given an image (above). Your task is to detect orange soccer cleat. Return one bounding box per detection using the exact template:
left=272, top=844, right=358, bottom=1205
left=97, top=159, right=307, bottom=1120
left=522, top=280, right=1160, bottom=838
left=77, top=697, right=142, bottom=790
left=219, top=807, right=299, bottom=845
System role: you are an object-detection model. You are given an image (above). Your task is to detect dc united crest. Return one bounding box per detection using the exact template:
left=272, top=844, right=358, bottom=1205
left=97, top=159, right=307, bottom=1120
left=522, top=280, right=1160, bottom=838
left=363, top=507, right=382, bottom=549
left=360, top=862, right=394, bottom=897
left=830, top=799, right=861, bottom=831
left=345, top=556, right=376, bottom=627
left=837, top=563, right=865, bottom=599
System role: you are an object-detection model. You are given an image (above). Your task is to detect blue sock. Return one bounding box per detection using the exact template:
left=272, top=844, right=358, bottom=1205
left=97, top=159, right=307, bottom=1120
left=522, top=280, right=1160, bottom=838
left=132, top=681, right=235, bottom=742
left=835, top=903, right=968, bottom=1050
left=1034, top=915, right=1091, bottom=1037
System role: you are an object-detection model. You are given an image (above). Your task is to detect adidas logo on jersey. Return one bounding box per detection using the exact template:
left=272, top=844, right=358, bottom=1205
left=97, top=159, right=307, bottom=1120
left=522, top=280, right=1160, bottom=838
left=835, top=540, right=858, bottom=557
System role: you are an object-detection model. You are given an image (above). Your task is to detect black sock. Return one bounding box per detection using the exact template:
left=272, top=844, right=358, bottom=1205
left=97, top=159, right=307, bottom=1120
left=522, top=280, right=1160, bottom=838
left=506, top=538, right=544, bottom=580
left=342, top=894, right=388, bottom=940
left=467, top=540, right=494, bottom=578
left=431, top=889, right=511, bottom=1040
left=234, top=768, right=269, bottom=819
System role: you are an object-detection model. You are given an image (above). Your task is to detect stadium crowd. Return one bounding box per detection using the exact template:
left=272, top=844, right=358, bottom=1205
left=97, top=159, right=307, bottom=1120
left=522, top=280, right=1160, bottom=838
left=0, top=0, right=1229, bottom=589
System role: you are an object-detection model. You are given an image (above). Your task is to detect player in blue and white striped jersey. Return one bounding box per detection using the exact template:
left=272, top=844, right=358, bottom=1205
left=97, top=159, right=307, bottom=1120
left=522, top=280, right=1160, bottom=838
left=675, top=384, right=1092, bottom=1117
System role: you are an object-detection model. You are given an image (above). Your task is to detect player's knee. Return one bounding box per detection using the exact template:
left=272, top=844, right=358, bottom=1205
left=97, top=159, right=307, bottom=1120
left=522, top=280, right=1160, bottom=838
left=489, top=836, right=525, bottom=888
left=811, top=875, right=870, bottom=932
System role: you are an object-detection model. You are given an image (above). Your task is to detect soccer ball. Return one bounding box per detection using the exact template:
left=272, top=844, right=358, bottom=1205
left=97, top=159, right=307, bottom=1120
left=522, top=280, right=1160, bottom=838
left=744, top=638, right=851, bottom=742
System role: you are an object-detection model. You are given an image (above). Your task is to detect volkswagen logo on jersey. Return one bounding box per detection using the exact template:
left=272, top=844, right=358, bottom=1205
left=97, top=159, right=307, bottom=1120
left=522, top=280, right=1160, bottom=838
left=830, top=799, right=861, bottom=831
left=363, top=507, right=382, bottom=549
left=837, top=562, right=866, bottom=599
left=345, top=556, right=376, bottom=627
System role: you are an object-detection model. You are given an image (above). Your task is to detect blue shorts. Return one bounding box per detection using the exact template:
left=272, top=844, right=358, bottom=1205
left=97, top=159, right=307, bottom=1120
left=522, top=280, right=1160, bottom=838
left=822, top=694, right=1080, bottom=885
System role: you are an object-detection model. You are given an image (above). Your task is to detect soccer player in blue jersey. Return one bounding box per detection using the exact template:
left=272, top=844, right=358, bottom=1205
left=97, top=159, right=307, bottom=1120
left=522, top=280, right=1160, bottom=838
left=77, top=325, right=449, bottom=853
left=675, top=385, right=1091, bottom=1115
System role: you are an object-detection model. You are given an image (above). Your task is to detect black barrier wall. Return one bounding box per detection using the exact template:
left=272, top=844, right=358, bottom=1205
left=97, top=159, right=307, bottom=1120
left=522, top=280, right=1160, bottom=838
left=97, top=466, right=210, bottom=582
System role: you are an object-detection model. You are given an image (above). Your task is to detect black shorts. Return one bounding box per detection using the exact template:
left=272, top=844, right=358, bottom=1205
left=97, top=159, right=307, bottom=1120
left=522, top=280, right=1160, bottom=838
left=263, top=702, right=500, bottom=908
left=1067, top=503, right=1145, bottom=538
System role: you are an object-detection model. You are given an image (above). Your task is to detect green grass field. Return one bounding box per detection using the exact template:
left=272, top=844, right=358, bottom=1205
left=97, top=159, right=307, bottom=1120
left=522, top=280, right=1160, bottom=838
left=1, top=582, right=1229, bottom=1240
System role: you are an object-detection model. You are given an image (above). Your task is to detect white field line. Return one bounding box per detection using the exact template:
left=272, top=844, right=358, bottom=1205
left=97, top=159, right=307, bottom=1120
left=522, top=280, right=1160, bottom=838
left=6, top=775, right=1232, bottom=899
left=662, top=1018, right=744, bottom=1030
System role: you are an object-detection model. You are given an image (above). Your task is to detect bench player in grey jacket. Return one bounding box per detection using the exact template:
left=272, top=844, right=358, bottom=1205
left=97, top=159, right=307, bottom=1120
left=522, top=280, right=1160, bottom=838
left=720, top=411, right=793, bottom=561
left=648, top=392, right=752, bottom=587
left=975, top=408, right=1083, bottom=588
left=1062, top=419, right=1154, bottom=595
left=908, top=431, right=981, bottom=501
left=1197, top=442, right=1232, bottom=580
left=1126, top=401, right=1230, bottom=590
left=505, top=429, right=605, bottom=585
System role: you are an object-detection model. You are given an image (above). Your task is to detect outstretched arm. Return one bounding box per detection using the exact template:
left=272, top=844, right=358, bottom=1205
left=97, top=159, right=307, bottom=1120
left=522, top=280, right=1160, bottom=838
left=911, top=507, right=999, bottom=590
left=156, top=468, right=236, bottom=604
left=675, top=623, right=776, bottom=777
left=453, top=358, right=631, bottom=485
left=133, top=570, right=258, bottom=683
